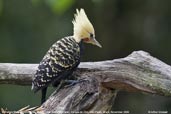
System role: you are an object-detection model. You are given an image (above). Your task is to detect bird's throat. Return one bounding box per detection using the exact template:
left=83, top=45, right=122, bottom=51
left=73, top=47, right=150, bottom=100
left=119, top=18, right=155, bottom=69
left=79, top=40, right=84, bottom=57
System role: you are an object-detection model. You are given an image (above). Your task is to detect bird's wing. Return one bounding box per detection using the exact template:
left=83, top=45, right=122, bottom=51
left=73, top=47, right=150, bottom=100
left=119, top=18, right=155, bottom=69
left=32, top=37, right=80, bottom=92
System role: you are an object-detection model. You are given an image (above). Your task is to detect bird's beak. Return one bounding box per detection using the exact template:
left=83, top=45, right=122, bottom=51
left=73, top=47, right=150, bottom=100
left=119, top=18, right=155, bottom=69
left=90, top=38, right=102, bottom=48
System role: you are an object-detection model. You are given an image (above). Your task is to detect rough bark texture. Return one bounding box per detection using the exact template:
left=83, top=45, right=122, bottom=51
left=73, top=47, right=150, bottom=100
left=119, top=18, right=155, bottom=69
left=0, top=51, right=171, bottom=113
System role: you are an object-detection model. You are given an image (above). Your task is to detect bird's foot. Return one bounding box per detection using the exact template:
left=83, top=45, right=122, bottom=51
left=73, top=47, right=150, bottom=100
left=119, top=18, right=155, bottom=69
left=64, top=79, right=88, bottom=88
left=54, top=80, right=66, bottom=93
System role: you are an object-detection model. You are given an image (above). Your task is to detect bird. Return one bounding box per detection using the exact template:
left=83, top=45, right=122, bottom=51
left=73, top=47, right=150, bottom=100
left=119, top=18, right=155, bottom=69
left=31, top=8, right=102, bottom=104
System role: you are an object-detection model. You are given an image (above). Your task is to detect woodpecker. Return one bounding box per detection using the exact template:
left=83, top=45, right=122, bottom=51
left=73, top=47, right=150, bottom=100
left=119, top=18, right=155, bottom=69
left=32, top=8, right=102, bottom=104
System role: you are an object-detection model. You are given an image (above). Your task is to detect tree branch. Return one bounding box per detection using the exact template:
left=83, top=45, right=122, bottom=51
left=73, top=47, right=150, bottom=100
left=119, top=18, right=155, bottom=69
left=1, top=51, right=171, bottom=112
left=0, top=63, right=36, bottom=85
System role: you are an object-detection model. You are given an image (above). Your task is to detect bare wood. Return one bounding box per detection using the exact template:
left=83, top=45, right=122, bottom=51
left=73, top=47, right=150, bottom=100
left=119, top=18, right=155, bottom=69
left=1, top=51, right=171, bottom=112
left=0, top=63, right=37, bottom=85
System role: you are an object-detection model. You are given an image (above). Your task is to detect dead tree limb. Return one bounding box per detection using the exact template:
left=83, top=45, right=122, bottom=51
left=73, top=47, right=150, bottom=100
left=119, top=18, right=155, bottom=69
left=0, top=51, right=171, bottom=112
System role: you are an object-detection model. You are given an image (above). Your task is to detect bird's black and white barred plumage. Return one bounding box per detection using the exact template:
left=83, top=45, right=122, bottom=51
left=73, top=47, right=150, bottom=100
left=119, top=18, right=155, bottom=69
left=32, top=36, right=81, bottom=92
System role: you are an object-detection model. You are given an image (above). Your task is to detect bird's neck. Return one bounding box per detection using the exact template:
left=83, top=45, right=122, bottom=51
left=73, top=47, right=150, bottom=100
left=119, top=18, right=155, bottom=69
left=73, top=35, right=81, bottom=43
left=71, top=36, right=84, bottom=57
left=79, top=39, right=84, bottom=57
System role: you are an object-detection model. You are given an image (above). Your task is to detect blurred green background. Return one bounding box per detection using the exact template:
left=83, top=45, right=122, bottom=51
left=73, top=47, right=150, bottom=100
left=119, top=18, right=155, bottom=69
left=0, top=0, right=171, bottom=113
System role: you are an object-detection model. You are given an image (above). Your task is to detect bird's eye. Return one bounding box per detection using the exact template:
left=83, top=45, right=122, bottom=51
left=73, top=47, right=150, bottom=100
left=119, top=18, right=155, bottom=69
left=90, top=33, right=93, bottom=38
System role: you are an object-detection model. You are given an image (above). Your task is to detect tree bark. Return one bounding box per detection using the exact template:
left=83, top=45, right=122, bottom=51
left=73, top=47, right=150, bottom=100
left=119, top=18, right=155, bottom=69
left=0, top=51, right=171, bottom=113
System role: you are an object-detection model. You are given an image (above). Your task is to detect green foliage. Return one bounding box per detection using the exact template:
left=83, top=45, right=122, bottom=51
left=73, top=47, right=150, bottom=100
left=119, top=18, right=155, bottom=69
left=45, top=0, right=75, bottom=14
left=31, top=0, right=75, bottom=14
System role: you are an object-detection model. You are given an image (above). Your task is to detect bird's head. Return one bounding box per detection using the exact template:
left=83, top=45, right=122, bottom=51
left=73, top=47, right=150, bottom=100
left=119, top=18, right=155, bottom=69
left=72, top=9, right=102, bottom=48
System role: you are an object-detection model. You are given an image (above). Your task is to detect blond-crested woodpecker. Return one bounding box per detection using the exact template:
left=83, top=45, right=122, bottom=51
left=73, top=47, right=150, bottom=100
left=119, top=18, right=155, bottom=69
left=32, top=8, right=102, bottom=104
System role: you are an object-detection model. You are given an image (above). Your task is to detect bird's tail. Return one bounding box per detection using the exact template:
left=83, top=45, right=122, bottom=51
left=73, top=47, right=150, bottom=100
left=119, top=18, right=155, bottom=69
left=31, top=82, right=39, bottom=93
left=41, top=87, right=47, bottom=104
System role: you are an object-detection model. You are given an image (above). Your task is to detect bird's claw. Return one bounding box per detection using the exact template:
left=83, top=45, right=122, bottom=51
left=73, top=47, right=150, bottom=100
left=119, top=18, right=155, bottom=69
left=64, top=79, right=88, bottom=88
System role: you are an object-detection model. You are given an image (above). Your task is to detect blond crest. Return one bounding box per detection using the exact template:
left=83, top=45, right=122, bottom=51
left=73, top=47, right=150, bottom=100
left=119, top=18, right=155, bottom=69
left=72, top=9, right=94, bottom=42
